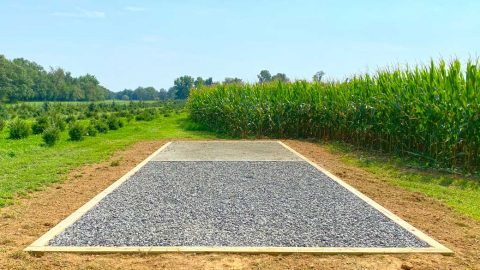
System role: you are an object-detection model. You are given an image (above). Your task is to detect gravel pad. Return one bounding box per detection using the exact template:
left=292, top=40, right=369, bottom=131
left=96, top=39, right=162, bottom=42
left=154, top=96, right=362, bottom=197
left=49, top=161, right=429, bottom=248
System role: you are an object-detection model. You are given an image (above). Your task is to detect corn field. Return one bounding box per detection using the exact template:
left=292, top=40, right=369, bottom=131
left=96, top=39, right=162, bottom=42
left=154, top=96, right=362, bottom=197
left=188, top=59, right=480, bottom=172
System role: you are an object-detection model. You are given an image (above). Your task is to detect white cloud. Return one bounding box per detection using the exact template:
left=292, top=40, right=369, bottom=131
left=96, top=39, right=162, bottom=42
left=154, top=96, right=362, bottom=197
left=52, top=8, right=106, bottom=18
left=124, top=6, right=145, bottom=12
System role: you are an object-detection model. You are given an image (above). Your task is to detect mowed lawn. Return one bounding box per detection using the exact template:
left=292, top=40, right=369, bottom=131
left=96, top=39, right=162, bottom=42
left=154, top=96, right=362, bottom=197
left=0, top=113, right=219, bottom=207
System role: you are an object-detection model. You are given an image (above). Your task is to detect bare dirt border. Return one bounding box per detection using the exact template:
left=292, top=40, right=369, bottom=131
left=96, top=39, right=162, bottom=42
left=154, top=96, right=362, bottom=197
left=24, top=140, right=452, bottom=255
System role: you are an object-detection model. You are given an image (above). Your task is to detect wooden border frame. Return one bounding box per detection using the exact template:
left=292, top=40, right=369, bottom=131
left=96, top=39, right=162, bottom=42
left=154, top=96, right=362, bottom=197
left=24, top=140, right=452, bottom=255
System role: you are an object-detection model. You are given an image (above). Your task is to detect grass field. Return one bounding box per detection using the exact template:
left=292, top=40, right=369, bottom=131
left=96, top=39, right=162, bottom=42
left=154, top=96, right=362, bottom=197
left=0, top=112, right=219, bottom=207
left=328, top=142, right=480, bottom=220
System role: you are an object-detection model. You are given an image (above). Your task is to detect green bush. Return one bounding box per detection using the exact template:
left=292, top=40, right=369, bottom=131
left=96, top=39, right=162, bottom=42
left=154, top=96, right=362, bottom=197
left=86, top=124, right=97, bottom=136
left=107, top=116, right=122, bottom=130
left=68, top=122, right=85, bottom=141
left=126, top=114, right=133, bottom=123
left=8, top=119, right=31, bottom=139
left=51, top=115, right=67, bottom=131
left=93, top=120, right=109, bottom=133
left=65, top=115, right=76, bottom=124
left=0, top=119, right=5, bottom=132
left=32, top=116, right=49, bottom=134
left=32, top=114, right=67, bottom=135
left=135, top=109, right=156, bottom=121
left=0, top=104, right=9, bottom=120
left=42, top=126, right=61, bottom=146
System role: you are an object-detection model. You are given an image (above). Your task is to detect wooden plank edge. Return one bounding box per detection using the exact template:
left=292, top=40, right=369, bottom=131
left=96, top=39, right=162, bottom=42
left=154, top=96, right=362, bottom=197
left=24, top=245, right=452, bottom=255
left=25, top=141, right=173, bottom=250
left=276, top=140, right=453, bottom=255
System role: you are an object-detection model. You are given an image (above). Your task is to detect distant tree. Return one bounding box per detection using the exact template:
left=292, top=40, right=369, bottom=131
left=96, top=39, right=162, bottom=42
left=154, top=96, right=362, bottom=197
left=257, top=70, right=272, bottom=83
left=204, top=77, right=213, bottom=86
left=116, top=89, right=134, bottom=100
left=158, top=88, right=168, bottom=100
left=313, top=71, right=325, bottom=82
left=194, top=77, right=204, bottom=88
left=70, top=84, right=84, bottom=101
left=121, top=95, right=129, bottom=100
left=78, top=74, right=103, bottom=101
left=144, top=86, right=159, bottom=100
left=12, top=58, right=45, bottom=101
left=271, top=73, right=289, bottom=82
left=1, top=58, right=35, bottom=102
left=167, top=86, right=176, bottom=99
left=134, top=86, right=158, bottom=100
left=49, top=68, right=68, bottom=101
left=223, top=77, right=244, bottom=84
left=173, top=75, right=195, bottom=99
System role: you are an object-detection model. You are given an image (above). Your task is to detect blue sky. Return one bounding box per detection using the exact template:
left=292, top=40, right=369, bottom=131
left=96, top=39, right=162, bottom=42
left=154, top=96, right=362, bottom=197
left=1, top=0, right=479, bottom=91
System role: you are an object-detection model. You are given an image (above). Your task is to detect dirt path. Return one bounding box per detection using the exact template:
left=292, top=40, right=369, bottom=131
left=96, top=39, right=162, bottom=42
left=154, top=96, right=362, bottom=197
left=1, top=140, right=479, bottom=270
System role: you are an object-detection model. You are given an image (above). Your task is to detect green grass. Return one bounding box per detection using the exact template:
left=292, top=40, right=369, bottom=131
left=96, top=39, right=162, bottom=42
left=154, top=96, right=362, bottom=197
left=327, top=142, right=480, bottom=221
left=0, top=112, right=220, bottom=207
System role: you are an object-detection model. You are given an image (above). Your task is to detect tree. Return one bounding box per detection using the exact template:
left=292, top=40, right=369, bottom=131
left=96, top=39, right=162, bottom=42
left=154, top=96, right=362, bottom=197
left=158, top=88, right=168, bottom=100
left=257, top=70, right=272, bottom=83
left=116, top=89, right=134, bottom=100
left=144, top=86, right=159, bottom=100
left=271, top=73, right=289, bottom=82
left=194, top=77, right=204, bottom=88
left=12, top=58, right=46, bottom=101
left=167, top=86, right=176, bottom=99
left=173, top=75, right=195, bottom=99
left=0, top=57, right=34, bottom=102
left=78, top=74, right=103, bottom=101
left=70, top=84, right=84, bottom=101
left=204, top=77, right=213, bottom=86
left=223, top=77, right=243, bottom=84
left=313, top=71, right=325, bottom=82
left=134, top=86, right=158, bottom=100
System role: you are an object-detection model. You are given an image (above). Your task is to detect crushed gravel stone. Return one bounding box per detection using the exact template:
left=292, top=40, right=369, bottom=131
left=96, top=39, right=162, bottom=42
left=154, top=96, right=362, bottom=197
left=49, top=161, right=429, bottom=248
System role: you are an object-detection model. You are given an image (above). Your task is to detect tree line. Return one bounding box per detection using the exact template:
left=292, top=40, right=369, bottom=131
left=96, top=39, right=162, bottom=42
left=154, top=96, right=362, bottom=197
left=161, top=70, right=325, bottom=100
left=1, top=54, right=325, bottom=102
left=0, top=55, right=109, bottom=102
left=114, top=76, right=215, bottom=101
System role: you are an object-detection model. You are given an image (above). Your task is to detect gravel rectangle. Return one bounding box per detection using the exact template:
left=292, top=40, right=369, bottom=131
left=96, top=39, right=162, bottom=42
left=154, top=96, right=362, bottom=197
left=49, top=161, right=429, bottom=248
left=151, top=141, right=303, bottom=161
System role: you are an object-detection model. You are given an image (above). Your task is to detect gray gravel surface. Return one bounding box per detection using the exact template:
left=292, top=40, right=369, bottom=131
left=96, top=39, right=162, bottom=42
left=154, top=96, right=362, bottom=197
left=151, top=141, right=303, bottom=161
left=49, top=161, right=429, bottom=248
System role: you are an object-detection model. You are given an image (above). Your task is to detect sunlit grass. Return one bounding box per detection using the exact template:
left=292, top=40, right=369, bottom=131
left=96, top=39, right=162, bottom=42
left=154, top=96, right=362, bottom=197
left=326, top=142, right=480, bottom=221
left=0, top=113, right=220, bottom=207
